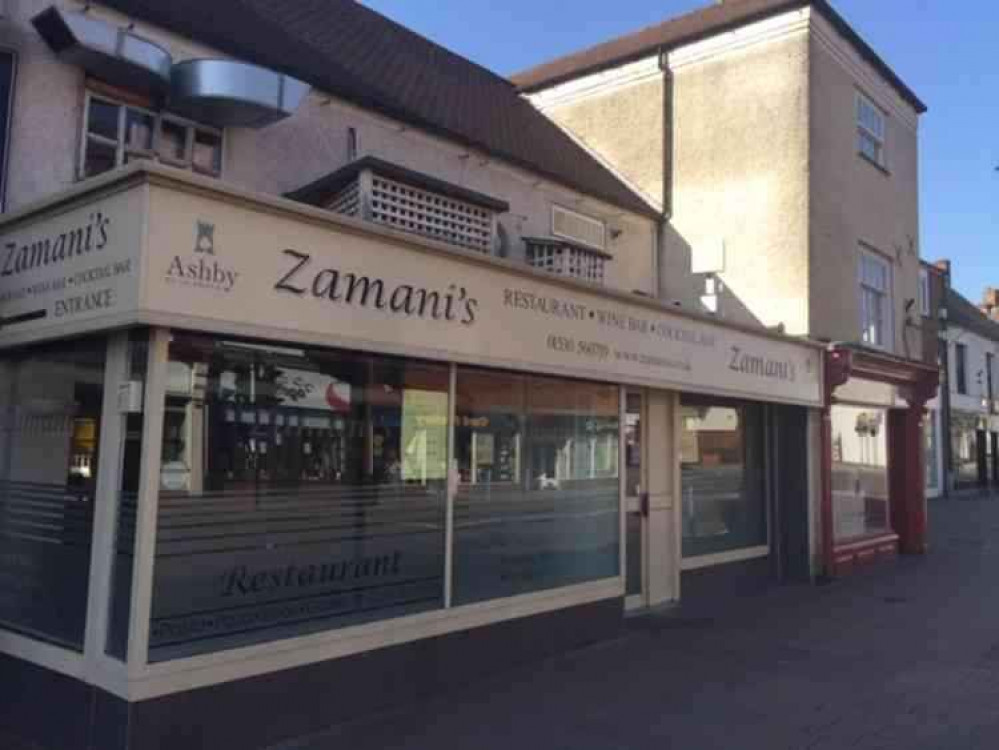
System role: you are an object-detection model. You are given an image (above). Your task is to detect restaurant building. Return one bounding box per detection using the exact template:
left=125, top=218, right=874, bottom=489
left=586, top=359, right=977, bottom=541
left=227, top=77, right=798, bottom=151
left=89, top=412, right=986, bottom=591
left=514, top=0, right=938, bottom=576
left=0, top=2, right=825, bottom=749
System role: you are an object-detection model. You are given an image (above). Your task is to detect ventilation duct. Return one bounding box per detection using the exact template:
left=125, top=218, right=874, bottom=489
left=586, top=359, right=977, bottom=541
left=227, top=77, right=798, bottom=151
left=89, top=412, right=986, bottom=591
left=169, top=59, right=310, bottom=128
left=32, top=6, right=172, bottom=95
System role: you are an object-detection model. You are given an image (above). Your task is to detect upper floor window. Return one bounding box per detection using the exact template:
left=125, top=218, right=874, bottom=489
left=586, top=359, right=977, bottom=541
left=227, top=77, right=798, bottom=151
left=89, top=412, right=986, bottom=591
left=859, top=249, right=891, bottom=349
left=955, top=342, right=968, bottom=395
left=987, top=351, right=995, bottom=402
left=856, top=92, right=886, bottom=168
left=919, top=268, right=931, bottom=317
left=81, top=92, right=223, bottom=181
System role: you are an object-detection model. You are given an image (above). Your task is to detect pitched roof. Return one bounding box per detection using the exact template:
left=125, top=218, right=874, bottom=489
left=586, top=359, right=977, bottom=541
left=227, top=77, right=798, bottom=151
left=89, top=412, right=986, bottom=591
left=947, top=288, right=999, bottom=343
left=96, top=0, right=660, bottom=218
left=511, top=0, right=926, bottom=114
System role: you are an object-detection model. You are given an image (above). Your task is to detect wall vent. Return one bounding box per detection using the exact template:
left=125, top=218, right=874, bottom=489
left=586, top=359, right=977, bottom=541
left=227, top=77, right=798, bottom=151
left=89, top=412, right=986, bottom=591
left=552, top=204, right=606, bottom=252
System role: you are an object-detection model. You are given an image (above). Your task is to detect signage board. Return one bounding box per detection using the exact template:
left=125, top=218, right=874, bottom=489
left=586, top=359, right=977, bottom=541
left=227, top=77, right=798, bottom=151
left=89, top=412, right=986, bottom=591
left=0, top=173, right=824, bottom=408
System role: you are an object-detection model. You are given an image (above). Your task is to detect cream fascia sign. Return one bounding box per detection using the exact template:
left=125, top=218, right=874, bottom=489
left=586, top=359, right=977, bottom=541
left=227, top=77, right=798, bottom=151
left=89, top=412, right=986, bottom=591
left=0, top=185, right=145, bottom=341
left=0, top=173, right=823, bottom=407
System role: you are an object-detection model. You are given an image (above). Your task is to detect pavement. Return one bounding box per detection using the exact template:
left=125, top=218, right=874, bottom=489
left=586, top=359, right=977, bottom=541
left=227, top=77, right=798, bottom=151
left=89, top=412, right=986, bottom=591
left=289, top=495, right=999, bottom=750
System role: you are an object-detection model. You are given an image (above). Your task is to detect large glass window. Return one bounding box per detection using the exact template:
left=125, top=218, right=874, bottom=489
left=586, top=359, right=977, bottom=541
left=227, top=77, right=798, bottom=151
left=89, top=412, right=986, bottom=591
left=0, top=337, right=107, bottom=649
left=830, top=405, right=890, bottom=543
left=148, top=334, right=449, bottom=661
left=680, top=398, right=767, bottom=558
left=452, top=370, right=619, bottom=605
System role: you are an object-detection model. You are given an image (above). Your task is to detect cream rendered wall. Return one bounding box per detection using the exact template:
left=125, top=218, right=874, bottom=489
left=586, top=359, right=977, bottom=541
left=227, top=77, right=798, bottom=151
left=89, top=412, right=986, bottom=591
left=668, top=23, right=811, bottom=333
left=808, top=14, right=922, bottom=358
left=533, top=74, right=665, bottom=210
left=0, top=0, right=659, bottom=297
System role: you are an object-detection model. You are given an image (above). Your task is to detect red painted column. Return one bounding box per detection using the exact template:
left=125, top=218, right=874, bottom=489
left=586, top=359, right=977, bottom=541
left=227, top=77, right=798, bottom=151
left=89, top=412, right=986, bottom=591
left=899, top=405, right=928, bottom=554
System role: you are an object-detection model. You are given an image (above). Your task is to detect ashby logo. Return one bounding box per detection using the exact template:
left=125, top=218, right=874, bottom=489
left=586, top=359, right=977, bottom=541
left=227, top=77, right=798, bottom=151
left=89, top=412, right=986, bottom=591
left=165, top=221, right=238, bottom=292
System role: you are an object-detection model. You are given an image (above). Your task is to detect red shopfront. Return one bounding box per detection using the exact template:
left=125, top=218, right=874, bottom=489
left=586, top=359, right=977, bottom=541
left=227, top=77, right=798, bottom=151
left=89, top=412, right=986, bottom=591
left=821, top=346, right=939, bottom=576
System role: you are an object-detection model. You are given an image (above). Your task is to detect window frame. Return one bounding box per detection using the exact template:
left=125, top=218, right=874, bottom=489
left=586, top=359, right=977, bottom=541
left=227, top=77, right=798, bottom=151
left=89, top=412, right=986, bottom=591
left=858, top=247, right=892, bottom=351
left=79, top=91, right=225, bottom=181
left=955, top=342, right=968, bottom=396
left=919, top=268, right=931, bottom=318
left=856, top=90, right=887, bottom=168
left=987, top=351, right=995, bottom=403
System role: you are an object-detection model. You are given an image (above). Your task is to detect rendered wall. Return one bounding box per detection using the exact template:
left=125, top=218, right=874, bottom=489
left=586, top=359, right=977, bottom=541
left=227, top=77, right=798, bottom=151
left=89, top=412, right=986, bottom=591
left=669, top=29, right=811, bottom=333
left=808, top=15, right=922, bottom=358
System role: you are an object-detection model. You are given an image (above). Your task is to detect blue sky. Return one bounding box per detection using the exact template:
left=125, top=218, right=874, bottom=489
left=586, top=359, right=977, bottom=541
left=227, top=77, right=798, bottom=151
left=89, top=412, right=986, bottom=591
left=362, top=0, right=998, bottom=302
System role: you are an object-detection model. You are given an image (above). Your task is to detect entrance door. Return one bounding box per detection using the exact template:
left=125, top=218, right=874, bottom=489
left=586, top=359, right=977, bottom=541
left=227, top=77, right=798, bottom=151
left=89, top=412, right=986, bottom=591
left=624, top=389, right=679, bottom=610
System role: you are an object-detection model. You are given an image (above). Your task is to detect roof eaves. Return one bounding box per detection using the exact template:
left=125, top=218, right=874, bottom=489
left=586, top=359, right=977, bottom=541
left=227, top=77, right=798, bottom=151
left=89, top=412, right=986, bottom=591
left=514, top=0, right=806, bottom=93
left=514, top=0, right=926, bottom=115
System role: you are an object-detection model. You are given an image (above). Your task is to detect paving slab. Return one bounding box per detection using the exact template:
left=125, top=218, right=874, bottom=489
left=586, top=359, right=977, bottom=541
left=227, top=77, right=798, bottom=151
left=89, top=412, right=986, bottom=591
left=283, top=496, right=999, bottom=750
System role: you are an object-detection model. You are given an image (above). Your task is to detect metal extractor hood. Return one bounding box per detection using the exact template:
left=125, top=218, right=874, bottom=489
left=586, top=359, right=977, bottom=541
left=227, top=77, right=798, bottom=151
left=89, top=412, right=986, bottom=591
left=32, top=6, right=172, bottom=95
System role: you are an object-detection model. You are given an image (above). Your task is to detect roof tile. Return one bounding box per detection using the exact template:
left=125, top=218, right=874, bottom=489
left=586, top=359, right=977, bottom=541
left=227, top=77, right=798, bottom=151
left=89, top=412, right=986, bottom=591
left=97, top=0, right=660, bottom=217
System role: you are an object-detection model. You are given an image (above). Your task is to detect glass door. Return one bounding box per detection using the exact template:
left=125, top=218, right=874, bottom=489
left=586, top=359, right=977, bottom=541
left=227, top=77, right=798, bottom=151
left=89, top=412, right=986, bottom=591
left=624, top=391, right=646, bottom=609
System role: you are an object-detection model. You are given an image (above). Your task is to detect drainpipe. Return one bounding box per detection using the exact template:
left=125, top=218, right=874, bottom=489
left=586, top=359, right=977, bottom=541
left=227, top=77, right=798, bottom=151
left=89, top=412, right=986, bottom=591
left=657, top=47, right=674, bottom=301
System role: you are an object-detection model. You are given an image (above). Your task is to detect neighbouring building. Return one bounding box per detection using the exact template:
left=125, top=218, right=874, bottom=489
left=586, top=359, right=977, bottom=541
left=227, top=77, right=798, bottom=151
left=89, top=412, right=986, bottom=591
left=514, top=0, right=937, bottom=577
left=942, top=285, right=999, bottom=492
left=0, top=2, right=826, bottom=749
left=920, top=260, right=948, bottom=499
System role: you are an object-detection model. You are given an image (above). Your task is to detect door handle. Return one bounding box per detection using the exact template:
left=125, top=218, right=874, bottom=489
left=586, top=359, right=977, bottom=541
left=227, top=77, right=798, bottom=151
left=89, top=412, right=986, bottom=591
left=640, top=492, right=650, bottom=518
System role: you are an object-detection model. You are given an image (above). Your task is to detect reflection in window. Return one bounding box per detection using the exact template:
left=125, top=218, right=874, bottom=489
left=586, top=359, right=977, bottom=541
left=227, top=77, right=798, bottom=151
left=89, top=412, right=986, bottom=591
left=680, top=399, right=766, bottom=558
left=950, top=417, right=980, bottom=488
left=149, top=334, right=448, bottom=661
left=830, top=405, right=889, bottom=542
left=924, top=415, right=938, bottom=491
left=0, top=337, right=106, bottom=649
left=452, top=370, right=619, bottom=604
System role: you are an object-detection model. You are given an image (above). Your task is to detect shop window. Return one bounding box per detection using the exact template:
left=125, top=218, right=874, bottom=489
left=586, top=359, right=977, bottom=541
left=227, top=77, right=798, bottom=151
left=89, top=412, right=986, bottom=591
left=80, top=92, right=223, bottom=180
left=451, top=369, right=619, bottom=604
left=856, top=91, right=886, bottom=168
left=679, top=398, right=767, bottom=558
left=147, top=334, right=449, bottom=662
left=830, top=405, right=889, bottom=543
left=858, top=250, right=891, bottom=349
left=0, top=336, right=107, bottom=650
left=955, top=342, right=968, bottom=395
